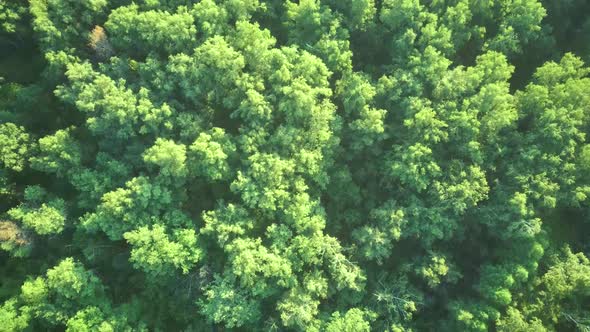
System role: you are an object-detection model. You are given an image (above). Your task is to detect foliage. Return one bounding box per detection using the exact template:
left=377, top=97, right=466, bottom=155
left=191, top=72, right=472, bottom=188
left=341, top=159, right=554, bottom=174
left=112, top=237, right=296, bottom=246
left=0, top=0, right=589, bottom=331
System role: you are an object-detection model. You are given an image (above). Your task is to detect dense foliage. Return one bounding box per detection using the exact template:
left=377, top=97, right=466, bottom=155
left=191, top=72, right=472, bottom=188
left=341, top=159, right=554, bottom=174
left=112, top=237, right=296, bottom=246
left=1, top=0, right=590, bottom=331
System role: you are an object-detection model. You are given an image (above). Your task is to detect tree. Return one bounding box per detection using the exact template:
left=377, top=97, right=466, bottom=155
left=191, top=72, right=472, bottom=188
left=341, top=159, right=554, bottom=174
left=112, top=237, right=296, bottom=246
left=7, top=186, right=66, bottom=236
left=0, top=0, right=26, bottom=34
left=199, top=275, right=262, bottom=328
left=0, top=123, right=33, bottom=172
left=325, top=308, right=374, bottom=332
left=188, top=127, right=236, bottom=182
left=123, top=224, right=202, bottom=278
left=0, top=221, right=31, bottom=257
left=105, top=4, right=197, bottom=56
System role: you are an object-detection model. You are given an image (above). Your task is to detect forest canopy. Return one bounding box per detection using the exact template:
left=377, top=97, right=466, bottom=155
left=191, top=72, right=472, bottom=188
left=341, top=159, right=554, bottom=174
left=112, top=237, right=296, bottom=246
left=1, top=0, right=590, bottom=331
